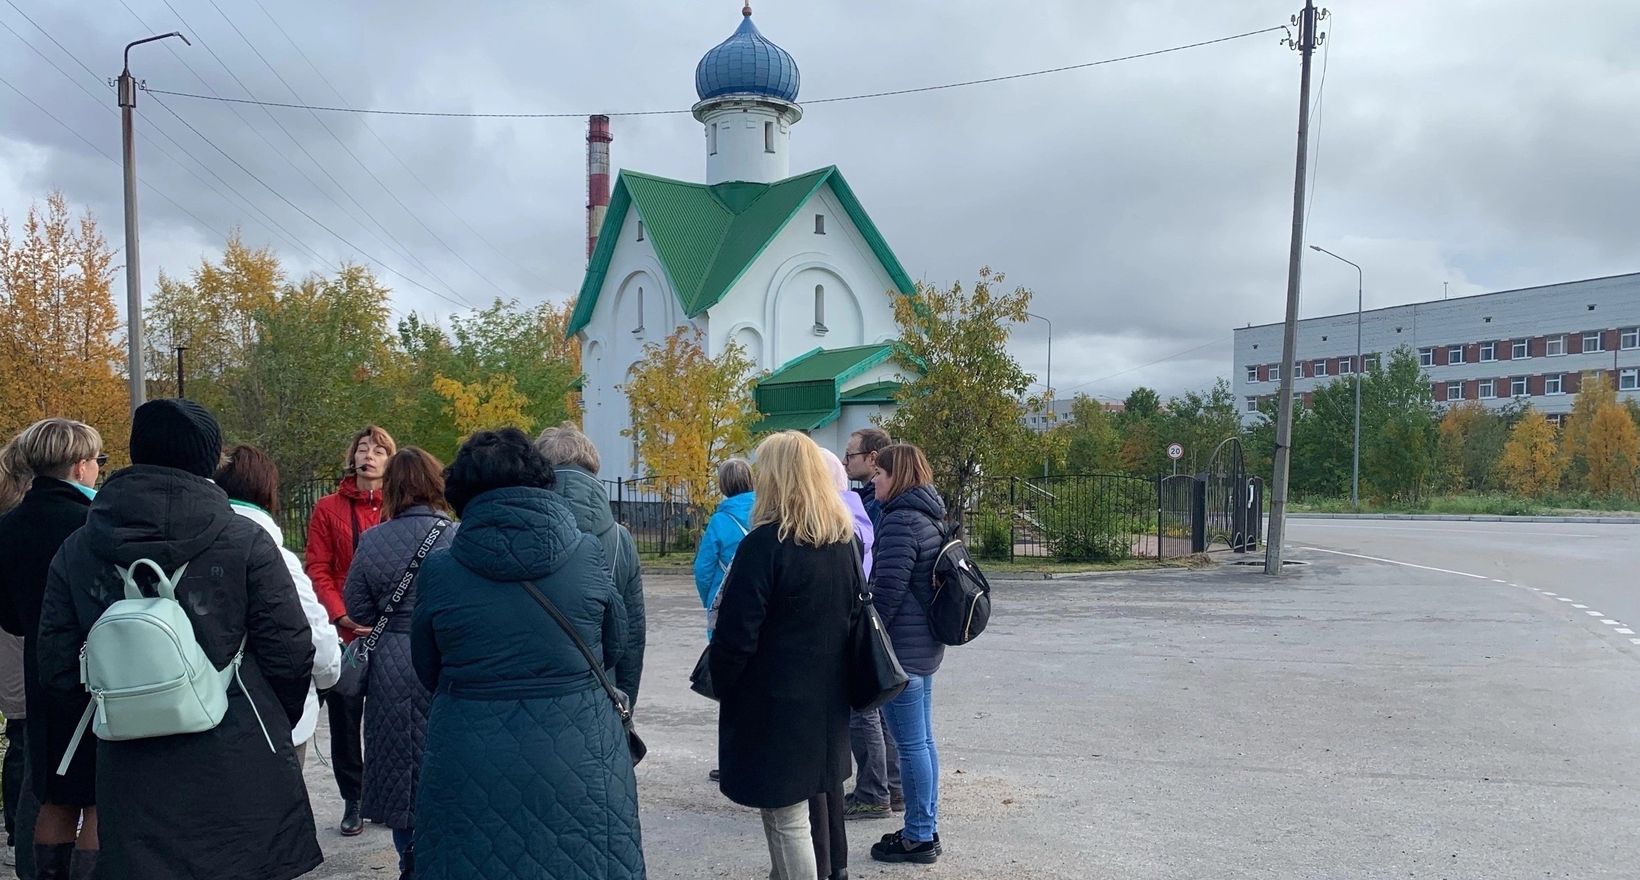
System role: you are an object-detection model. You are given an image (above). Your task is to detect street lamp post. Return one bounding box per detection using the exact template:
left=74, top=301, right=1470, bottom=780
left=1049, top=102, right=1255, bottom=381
left=119, top=31, right=190, bottom=414
left=174, top=344, right=187, bottom=398
left=1309, top=245, right=1363, bottom=511
left=1026, top=312, right=1052, bottom=477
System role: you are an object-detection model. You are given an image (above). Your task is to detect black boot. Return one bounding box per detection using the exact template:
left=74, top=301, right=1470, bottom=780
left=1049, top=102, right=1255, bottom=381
left=69, top=848, right=98, bottom=880
left=33, top=843, right=72, bottom=880
left=340, top=800, right=364, bottom=837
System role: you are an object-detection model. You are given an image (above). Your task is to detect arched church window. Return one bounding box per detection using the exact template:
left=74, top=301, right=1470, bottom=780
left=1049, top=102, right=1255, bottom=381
left=631, top=287, right=645, bottom=336
left=764, top=121, right=775, bottom=153
left=814, top=214, right=825, bottom=235
left=813, top=284, right=827, bottom=334
left=708, top=123, right=718, bottom=156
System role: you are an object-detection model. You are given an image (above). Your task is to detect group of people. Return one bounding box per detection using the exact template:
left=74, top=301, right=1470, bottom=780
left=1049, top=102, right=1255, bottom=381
left=0, top=402, right=649, bottom=879
left=0, top=398, right=950, bottom=880
left=694, top=427, right=949, bottom=879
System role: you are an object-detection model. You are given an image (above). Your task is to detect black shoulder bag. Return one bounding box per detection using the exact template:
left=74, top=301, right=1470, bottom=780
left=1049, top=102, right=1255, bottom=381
left=520, top=581, right=647, bottom=766
left=332, top=518, right=450, bottom=699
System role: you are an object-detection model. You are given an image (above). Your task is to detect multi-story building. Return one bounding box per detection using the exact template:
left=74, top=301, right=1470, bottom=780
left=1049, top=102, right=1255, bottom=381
left=1233, top=272, right=1640, bottom=425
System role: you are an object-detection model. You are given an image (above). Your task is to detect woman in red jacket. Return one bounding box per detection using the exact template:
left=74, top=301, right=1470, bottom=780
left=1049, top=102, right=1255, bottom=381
left=305, top=425, right=394, bottom=837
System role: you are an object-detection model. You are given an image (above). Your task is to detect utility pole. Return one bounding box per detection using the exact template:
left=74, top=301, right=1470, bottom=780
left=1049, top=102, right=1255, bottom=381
left=1264, top=1, right=1326, bottom=575
left=174, top=344, right=187, bottom=398
left=119, top=32, right=190, bottom=414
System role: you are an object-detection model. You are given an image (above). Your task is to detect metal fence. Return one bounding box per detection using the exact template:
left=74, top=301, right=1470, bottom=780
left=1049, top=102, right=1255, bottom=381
left=966, top=473, right=1166, bottom=562
left=279, top=468, right=1263, bottom=563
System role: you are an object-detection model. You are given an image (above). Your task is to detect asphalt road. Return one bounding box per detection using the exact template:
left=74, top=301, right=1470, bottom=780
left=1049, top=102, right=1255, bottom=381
left=1288, top=517, right=1640, bottom=644
left=303, top=550, right=1640, bottom=879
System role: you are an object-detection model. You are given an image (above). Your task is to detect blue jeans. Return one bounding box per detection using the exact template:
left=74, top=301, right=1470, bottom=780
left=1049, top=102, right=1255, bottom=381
left=393, top=827, right=414, bottom=873
left=881, top=673, right=938, bottom=842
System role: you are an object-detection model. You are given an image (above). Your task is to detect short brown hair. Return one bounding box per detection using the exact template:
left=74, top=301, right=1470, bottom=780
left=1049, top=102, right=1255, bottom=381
left=872, top=443, right=933, bottom=502
left=344, top=425, right=397, bottom=476
left=215, top=445, right=281, bottom=514
left=850, top=427, right=892, bottom=455
left=383, top=447, right=448, bottom=520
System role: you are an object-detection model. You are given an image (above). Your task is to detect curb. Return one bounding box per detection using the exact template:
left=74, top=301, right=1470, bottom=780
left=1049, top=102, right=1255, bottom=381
left=1289, top=512, right=1640, bottom=524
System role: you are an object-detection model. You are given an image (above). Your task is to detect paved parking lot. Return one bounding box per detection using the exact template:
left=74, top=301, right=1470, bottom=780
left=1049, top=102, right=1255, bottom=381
left=309, top=540, right=1640, bottom=878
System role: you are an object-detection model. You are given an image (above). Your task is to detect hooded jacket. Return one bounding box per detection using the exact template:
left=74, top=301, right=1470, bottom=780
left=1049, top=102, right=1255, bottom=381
left=231, top=501, right=343, bottom=746
left=36, top=466, right=322, bottom=880
left=409, top=487, right=643, bottom=880
left=304, top=474, right=383, bottom=641
left=693, top=490, right=755, bottom=611
left=550, top=465, right=645, bottom=705
left=870, top=484, right=948, bottom=677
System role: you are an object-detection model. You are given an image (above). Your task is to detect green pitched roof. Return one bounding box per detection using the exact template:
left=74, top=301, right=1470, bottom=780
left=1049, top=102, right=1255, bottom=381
left=751, top=344, right=897, bottom=434
left=567, top=167, right=916, bottom=337
left=839, top=380, right=903, bottom=404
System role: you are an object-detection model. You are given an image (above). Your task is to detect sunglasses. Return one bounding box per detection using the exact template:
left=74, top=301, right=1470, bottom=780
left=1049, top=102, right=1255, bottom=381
left=94, top=454, right=108, bottom=466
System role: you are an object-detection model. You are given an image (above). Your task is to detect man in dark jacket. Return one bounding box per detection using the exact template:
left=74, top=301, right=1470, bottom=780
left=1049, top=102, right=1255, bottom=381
left=35, top=399, right=323, bottom=880
left=840, top=426, right=902, bottom=820
left=535, top=423, right=646, bottom=706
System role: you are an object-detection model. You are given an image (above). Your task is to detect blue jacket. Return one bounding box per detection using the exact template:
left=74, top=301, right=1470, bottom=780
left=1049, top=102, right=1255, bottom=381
left=693, top=491, right=755, bottom=611
left=854, top=483, right=883, bottom=529
left=870, top=485, right=947, bottom=676
left=410, top=487, right=643, bottom=880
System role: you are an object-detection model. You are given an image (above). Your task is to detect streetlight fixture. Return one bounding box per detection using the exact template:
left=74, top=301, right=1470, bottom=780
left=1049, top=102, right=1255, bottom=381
left=1309, top=245, right=1363, bottom=511
left=119, top=31, right=190, bottom=413
left=1025, top=311, right=1052, bottom=477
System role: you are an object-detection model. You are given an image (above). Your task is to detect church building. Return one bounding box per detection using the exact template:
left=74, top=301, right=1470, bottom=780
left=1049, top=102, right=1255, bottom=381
left=568, top=5, right=916, bottom=477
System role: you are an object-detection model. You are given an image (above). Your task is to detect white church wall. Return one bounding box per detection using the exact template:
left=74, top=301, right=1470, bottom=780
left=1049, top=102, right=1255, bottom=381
left=580, top=209, right=686, bottom=479
left=707, top=183, right=902, bottom=372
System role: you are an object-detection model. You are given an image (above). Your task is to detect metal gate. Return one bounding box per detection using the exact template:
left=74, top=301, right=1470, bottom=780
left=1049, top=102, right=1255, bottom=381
left=1157, top=474, right=1197, bottom=559
left=1202, top=437, right=1257, bottom=552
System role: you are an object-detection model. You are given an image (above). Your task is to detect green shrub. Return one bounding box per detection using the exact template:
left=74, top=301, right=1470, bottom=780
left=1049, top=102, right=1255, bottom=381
left=973, top=510, right=1012, bottom=561
left=1039, top=482, right=1137, bottom=562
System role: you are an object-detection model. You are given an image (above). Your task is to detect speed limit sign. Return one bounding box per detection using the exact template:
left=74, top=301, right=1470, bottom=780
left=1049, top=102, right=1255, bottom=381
left=1166, top=442, right=1184, bottom=461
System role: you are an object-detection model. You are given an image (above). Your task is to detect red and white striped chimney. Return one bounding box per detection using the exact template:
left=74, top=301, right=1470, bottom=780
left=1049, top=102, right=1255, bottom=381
left=586, top=115, right=612, bottom=261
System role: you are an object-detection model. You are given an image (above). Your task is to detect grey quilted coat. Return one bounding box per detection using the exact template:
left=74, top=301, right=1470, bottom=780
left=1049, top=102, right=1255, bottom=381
left=410, top=486, right=643, bottom=879
left=342, top=506, right=456, bottom=829
left=551, top=465, right=646, bottom=706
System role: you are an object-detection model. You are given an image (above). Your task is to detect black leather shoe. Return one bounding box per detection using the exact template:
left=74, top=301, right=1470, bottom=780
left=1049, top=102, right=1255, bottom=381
left=708, top=768, right=721, bottom=781
left=340, top=800, right=364, bottom=837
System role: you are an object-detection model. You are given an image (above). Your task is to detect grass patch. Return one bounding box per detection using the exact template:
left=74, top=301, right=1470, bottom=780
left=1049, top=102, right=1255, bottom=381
left=638, top=551, right=693, bottom=568
left=1289, top=492, right=1640, bottom=517
left=977, top=556, right=1205, bottom=576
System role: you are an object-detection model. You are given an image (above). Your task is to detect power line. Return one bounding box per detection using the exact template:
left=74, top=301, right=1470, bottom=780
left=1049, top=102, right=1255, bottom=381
left=144, top=25, right=1288, bottom=118
left=201, top=0, right=512, bottom=302
left=1302, top=13, right=1332, bottom=233
left=147, top=91, right=475, bottom=313
left=147, top=0, right=473, bottom=307
left=0, top=10, right=332, bottom=267
left=249, top=0, right=553, bottom=291
left=0, top=72, right=225, bottom=245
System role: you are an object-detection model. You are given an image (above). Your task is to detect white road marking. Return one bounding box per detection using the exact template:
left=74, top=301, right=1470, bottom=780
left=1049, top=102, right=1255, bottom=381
left=1557, top=598, right=1574, bottom=602
left=1631, top=638, right=1640, bottom=646
left=1601, top=619, right=1621, bottom=625
left=1294, top=546, right=1493, bottom=580
left=1289, top=522, right=1600, bottom=539
left=1490, top=578, right=1507, bottom=583
left=1618, top=628, right=1635, bottom=635
left=1540, top=591, right=1556, bottom=595
left=1586, top=611, right=1605, bottom=616
left=1573, top=604, right=1589, bottom=609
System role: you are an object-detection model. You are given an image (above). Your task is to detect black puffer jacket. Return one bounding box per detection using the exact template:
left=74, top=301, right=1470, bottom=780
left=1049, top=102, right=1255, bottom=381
left=343, top=506, right=456, bottom=829
left=36, top=466, right=322, bottom=880
left=871, top=485, right=947, bottom=676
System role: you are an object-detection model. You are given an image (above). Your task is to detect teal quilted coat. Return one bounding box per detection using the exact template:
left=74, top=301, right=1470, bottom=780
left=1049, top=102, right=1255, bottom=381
left=410, top=487, right=644, bottom=879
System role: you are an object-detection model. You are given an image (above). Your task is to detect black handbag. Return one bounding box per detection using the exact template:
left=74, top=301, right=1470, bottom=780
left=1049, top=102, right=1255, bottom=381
left=332, top=518, right=450, bottom=699
left=689, top=645, right=716, bottom=701
left=520, top=580, right=647, bottom=766
left=848, top=589, right=909, bottom=712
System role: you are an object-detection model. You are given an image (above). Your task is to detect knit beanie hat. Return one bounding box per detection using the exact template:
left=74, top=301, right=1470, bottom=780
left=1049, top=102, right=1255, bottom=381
left=129, top=398, right=223, bottom=478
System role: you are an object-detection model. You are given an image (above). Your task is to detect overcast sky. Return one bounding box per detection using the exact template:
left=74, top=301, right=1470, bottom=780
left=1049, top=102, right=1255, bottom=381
left=3, top=0, right=1637, bottom=404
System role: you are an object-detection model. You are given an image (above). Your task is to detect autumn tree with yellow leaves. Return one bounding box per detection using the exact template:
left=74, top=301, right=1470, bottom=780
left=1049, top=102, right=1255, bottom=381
left=621, top=327, right=760, bottom=507
left=1495, top=409, right=1564, bottom=496
left=0, top=193, right=129, bottom=460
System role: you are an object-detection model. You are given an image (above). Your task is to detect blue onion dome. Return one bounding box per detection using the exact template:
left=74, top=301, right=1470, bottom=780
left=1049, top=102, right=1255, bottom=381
left=694, top=6, right=801, bottom=103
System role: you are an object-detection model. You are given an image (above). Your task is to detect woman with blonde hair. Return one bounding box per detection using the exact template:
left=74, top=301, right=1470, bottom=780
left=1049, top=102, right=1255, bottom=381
left=0, top=418, right=104, bottom=879
left=710, top=431, right=861, bottom=880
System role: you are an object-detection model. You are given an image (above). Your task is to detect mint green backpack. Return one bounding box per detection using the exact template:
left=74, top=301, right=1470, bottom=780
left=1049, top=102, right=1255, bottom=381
left=57, top=559, right=275, bottom=775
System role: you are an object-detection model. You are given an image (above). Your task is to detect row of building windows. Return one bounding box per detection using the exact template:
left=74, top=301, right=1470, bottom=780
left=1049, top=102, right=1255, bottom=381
left=1246, top=327, right=1640, bottom=382
left=1245, top=367, right=1640, bottom=412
